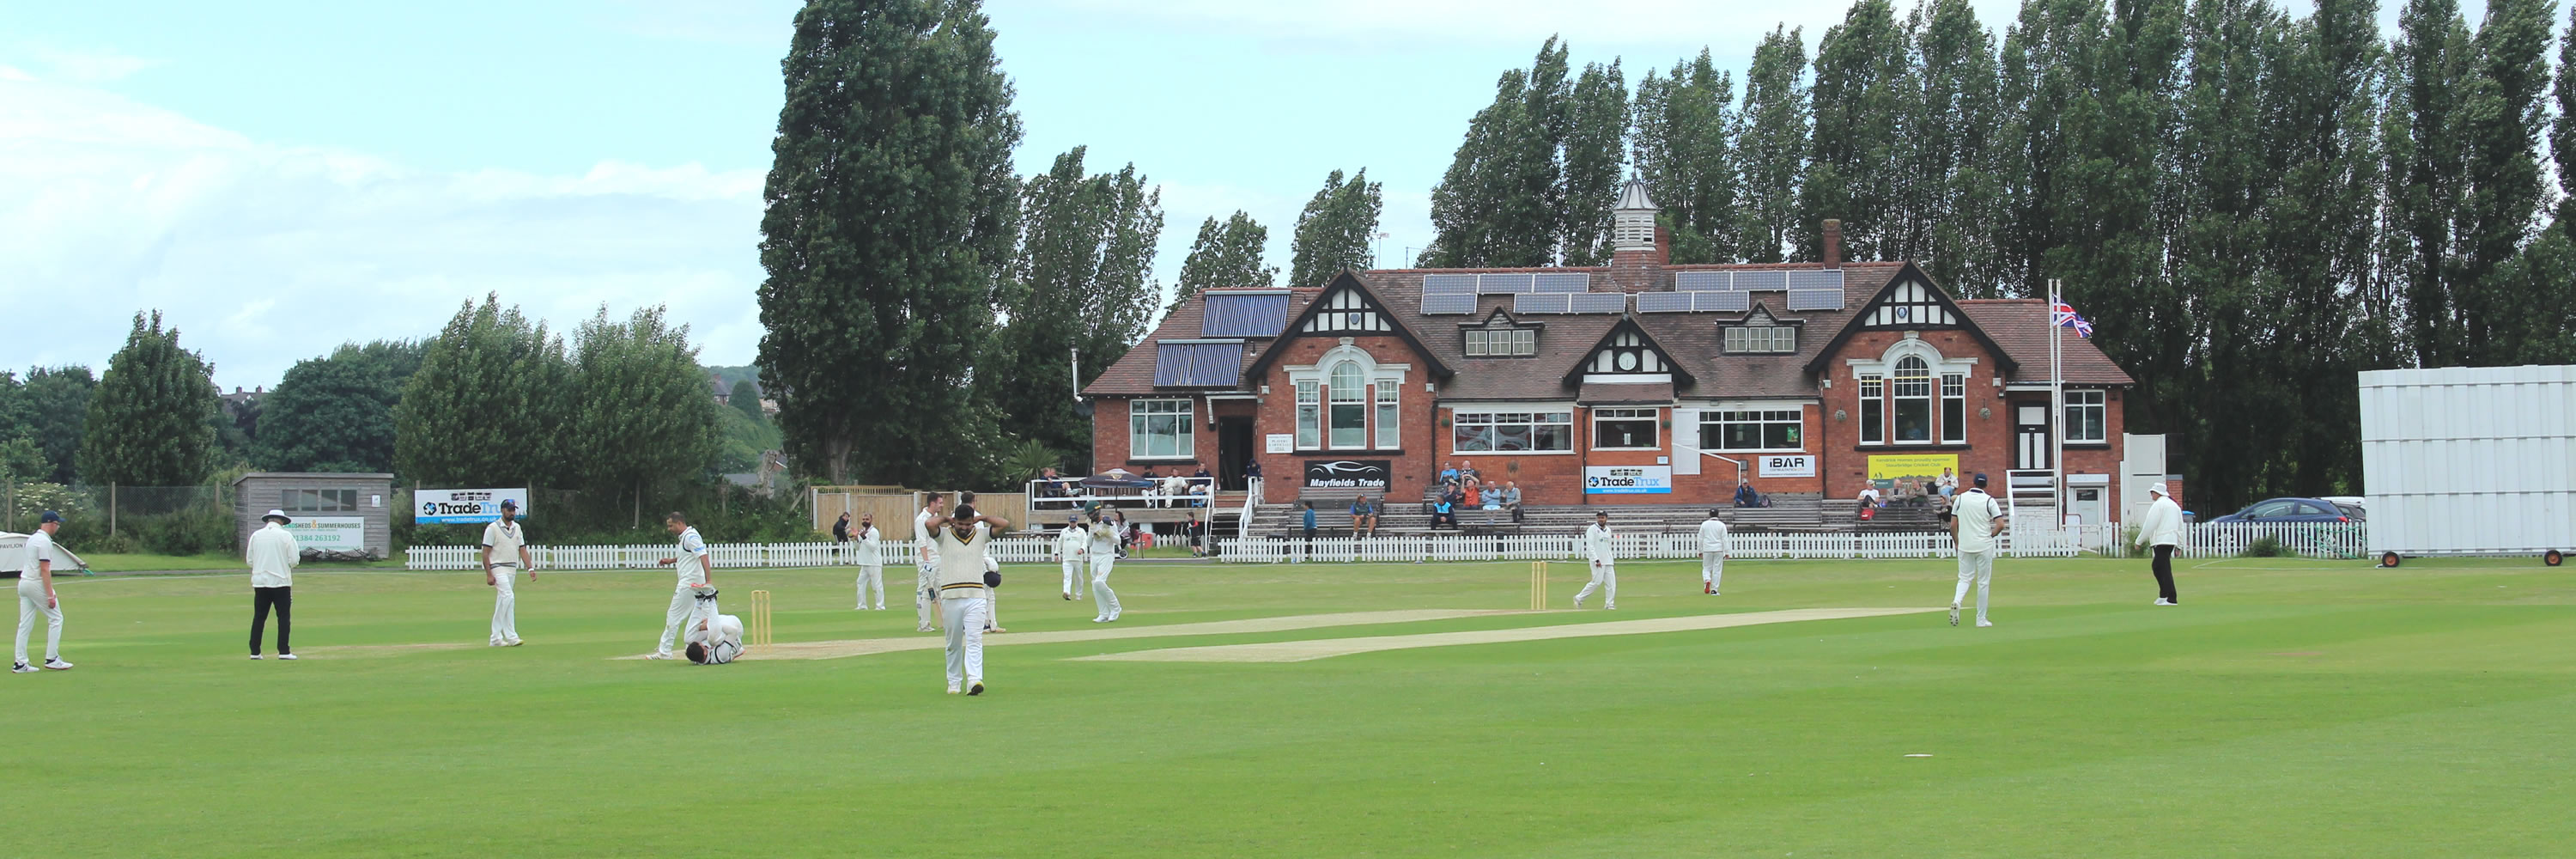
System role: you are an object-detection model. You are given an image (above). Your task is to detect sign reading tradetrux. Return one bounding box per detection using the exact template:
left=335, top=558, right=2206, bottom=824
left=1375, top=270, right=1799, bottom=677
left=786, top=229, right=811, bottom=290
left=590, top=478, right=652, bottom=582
left=1303, top=460, right=1390, bottom=490
left=414, top=488, right=530, bottom=525
left=1585, top=466, right=1674, bottom=494
left=283, top=517, right=367, bottom=550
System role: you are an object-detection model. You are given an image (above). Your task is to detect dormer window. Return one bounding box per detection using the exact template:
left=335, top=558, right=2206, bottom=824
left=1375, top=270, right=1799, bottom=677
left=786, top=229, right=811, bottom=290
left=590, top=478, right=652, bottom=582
left=1724, top=326, right=1795, bottom=353
left=1462, top=311, right=1539, bottom=357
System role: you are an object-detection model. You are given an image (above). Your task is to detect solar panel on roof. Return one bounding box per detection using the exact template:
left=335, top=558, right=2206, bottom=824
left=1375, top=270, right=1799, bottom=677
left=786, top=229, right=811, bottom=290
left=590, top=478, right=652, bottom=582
left=1153, top=341, right=1246, bottom=387
left=1735, top=271, right=1788, bottom=291
left=1200, top=293, right=1290, bottom=337
left=1422, top=274, right=1479, bottom=295
left=1534, top=272, right=1590, bottom=293
left=1785, top=270, right=1846, bottom=291
left=1635, top=292, right=1695, bottom=313
left=1705, top=290, right=1751, bottom=312
left=1477, top=273, right=1536, bottom=294
left=1674, top=271, right=1732, bottom=291
left=1787, top=288, right=1846, bottom=311
left=1511, top=294, right=1573, bottom=314
left=1570, top=293, right=1627, bottom=314
left=1419, top=293, right=1476, bottom=315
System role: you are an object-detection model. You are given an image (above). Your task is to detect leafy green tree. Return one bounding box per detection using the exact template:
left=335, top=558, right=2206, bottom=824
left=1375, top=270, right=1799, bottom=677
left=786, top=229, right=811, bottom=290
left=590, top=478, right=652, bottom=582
left=2171, top=0, right=2287, bottom=509
left=1631, top=51, right=1739, bottom=265
left=394, top=295, right=574, bottom=489
left=1559, top=58, right=1630, bottom=265
left=728, top=380, right=766, bottom=426
left=2555, top=4, right=2576, bottom=235
left=1174, top=210, right=1274, bottom=312
left=1905, top=0, right=2007, bottom=294
left=570, top=306, right=719, bottom=518
left=1287, top=170, right=1384, bottom=286
left=1801, top=0, right=1914, bottom=261
left=257, top=347, right=405, bottom=472
left=77, top=311, right=218, bottom=487
left=2454, top=0, right=2556, bottom=363
left=989, top=146, right=1163, bottom=466
left=756, top=0, right=1022, bottom=486
left=18, top=366, right=94, bottom=484
left=2384, top=0, right=2475, bottom=365
left=1736, top=25, right=1810, bottom=262
left=1422, top=67, right=1552, bottom=267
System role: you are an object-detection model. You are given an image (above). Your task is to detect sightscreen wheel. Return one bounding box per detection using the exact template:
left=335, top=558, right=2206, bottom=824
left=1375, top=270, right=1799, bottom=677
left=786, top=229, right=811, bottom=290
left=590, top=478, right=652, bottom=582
left=2379, top=551, right=2401, bottom=568
left=2547, top=550, right=2564, bottom=567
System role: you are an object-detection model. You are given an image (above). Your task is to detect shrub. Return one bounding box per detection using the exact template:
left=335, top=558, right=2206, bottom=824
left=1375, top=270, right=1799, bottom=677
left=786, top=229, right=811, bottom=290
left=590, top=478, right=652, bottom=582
left=2241, top=535, right=2286, bottom=558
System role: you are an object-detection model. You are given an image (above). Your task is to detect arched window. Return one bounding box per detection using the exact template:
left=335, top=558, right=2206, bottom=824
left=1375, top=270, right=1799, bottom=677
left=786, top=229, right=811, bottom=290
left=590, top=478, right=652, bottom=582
left=1892, top=356, right=1933, bottom=442
left=1329, top=362, right=1368, bottom=448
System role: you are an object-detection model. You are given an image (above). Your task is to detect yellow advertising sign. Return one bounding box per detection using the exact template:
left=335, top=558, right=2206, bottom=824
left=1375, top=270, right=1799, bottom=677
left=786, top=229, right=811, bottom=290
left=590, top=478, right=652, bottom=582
left=1867, top=454, right=1959, bottom=485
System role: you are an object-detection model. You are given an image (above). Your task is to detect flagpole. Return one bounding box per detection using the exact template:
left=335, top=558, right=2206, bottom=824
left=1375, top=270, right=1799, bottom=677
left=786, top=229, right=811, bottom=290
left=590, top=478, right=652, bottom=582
left=2049, top=278, right=2065, bottom=528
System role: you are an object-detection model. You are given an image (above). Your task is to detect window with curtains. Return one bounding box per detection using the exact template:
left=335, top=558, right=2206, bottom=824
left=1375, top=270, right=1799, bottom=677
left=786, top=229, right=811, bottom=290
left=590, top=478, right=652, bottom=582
left=2066, top=389, right=2106, bottom=442
left=1941, top=373, right=1966, bottom=443
left=1859, top=374, right=1884, bottom=444
left=1328, top=362, right=1366, bottom=448
left=1128, top=399, right=1194, bottom=459
left=1892, top=356, right=1933, bottom=443
left=1375, top=385, right=1400, bottom=448
left=1295, top=381, right=1320, bottom=449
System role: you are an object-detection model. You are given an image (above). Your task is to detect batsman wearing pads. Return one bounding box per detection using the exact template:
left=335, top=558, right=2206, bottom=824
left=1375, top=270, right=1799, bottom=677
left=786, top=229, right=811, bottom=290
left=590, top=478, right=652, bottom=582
left=927, top=504, right=1006, bottom=695
left=685, top=613, right=744, bottom=665
left=651, top=512, right=719, bottom=659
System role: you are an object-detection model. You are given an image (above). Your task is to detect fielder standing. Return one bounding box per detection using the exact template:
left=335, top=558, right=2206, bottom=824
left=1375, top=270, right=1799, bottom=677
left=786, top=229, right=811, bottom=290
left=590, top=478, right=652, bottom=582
left=1573, top=510, right=1617, bottom=610
left=1698, top=508, right=1730, bottom=596
left=1054, top=513, right=1088, bottom=600
left=652, top=511, right=718, bottom=659
left=247, top=509, right=301, bottom=660
left=914, top=493, right=947, bottom=633
left=1947, top=472, right=2008, bottom=627
left=13, top=510, right=71, bottom=673
left=2133, top=482, right=2184, bottom=606
left=926, top=503, right=1006, bottom=695
left=853, top=513, right=884, bottom=610
left=480, top=499, right=534, bottom=647
left=1085, top=508, right=1121, bottom=623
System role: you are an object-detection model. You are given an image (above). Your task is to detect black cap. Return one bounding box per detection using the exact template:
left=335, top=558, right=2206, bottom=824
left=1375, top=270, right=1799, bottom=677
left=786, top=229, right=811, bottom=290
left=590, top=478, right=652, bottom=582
left=39, top=510, right=63, bottom=524
left=1710, top=509, right=1725, bottom=517
left=500, top=498, right=519, bottom=509
left=1972, top=472, right=1989, bottom=486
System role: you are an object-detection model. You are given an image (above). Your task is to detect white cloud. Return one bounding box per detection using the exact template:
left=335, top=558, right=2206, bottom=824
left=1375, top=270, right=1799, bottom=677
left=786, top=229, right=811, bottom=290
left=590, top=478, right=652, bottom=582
left=21, top=45, right=165, bottom=82
left=0, top=77, right=767, bottom=390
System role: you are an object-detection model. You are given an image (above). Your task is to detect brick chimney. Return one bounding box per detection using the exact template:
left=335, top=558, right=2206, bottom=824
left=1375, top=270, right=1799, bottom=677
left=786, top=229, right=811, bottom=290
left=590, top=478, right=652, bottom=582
left=1821, top=219, right=1842, bottom=269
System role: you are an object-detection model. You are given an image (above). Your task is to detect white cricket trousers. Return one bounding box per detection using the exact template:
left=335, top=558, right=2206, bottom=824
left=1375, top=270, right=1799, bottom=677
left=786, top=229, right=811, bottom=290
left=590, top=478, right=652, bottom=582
left=941, top=596, right=988, bottom=687
left=855, top=565, right=884, bottom=610
left=1574, top=562, right=1616, bottom=607
left=658, top=586, right=715, bottom=656
left=489, top=567, right=522, bottom=645
left=1060, top=558, right=1085, bottom=598
left=15, top=577, right=63, bottom=666
left=1953, top=549, right=1996, bottom=621
left=1701, top=552, right=1725, bottom=589
left=915, top=559, right=940, bottom=631
left=1088, top=555, right=1120, bottom=620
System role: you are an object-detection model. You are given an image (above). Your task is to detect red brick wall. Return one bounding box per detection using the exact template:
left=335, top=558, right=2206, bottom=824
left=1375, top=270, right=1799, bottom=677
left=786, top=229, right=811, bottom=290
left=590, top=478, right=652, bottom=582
left=1245, top=334, right=1438, bottom=505
left=1429, top=405, right=1829, bottom=507
left=1814, top=328, right=2124, bottom=502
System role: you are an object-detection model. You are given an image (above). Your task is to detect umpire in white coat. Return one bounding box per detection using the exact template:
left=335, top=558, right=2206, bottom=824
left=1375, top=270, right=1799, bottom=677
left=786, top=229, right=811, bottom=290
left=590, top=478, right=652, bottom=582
left=2133, top=483, right=2184, bottom=606
left=246, top=509, right=301, bottom=659
left=853, top=515, right=884, bottom=611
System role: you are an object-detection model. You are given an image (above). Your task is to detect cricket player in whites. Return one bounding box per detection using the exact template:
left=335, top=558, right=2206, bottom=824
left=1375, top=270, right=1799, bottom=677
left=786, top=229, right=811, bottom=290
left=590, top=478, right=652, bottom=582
left=480, top=499, right=533, bottom=647
left=652, top=512, right=719, bottom=659
left=1084, top=508, right=1121, bottom=623
left=1698, top=508, right=1730, bottom=595
left=853, top=513, right=884, bottom=610
left=14, top=510, right=71, bottom=672
left=913, top=494, right=947, bottom=632
left=1054, top=513, right=1088, bottom=600
left=1947, top=472, right=2008, bottom=627
left=684, top=612, right=744, bottom=665
left=1573, top=510, right=1617, bottom=609
left=926, top=503, right=1007, bottom=694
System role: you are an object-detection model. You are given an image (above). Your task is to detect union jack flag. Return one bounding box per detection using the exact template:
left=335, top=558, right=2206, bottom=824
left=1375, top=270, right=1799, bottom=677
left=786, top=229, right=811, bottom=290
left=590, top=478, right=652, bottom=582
left=2050, top=301, right=2095, bottom=338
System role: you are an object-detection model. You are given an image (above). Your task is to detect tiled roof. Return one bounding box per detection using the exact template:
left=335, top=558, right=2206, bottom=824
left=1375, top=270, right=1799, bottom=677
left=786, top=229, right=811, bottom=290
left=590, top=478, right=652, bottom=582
left=1955, top=301, right=2136, bottom=386
left=1084, top=288, right=1317, bottom=397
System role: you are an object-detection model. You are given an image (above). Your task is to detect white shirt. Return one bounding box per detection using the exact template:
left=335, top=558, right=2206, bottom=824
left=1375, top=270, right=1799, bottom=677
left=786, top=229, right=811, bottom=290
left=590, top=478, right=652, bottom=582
left=1937, top=473, right=1958, bottom=490
left=674, top=526, right=710, bottom=587
left=19, top=529, right=58, bottom=575
left=1697, top=517, right=1730, bottom=555
left=854, top=524, right=881, bottom=567
left=2136, top=496, right=2184, bottom=547
left=1583, top=523, right=1616, bottom=564
left=1952, top=489, right=2005, bottom=554
left=687, top=613, right=744, bottom=664
left=1057, top=524, right=1090, bottom=560
left=482, top=520, right=528, bottom=567
left=248, top=522, right=301, bottom=588
left=914, top=509, right=939, bottom=566
left=1089, top=521, right=1120, bottom=557
left=1858, top=487, right=1882, bottom=506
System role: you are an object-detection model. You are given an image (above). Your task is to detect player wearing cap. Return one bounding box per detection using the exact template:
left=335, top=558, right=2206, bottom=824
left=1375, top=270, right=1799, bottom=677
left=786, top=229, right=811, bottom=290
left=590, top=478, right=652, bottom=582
left=651, top=511, right=718, bottom=659
left=246, top=509, right=301, bottom=660
left=480, top=499, right=535, bottom=647
left=1054, top=513, right=1088, bottom=600
left=684, top=612, right=745, bottom=665
left=852, top=513, right=884, bottom=610
left=2133, top=483, right=2184, bottom=606
left=1084, top=508, right=1121, bottom=623
left=1573, top=511, right=1617, bottom=609
left=1946, top=472, right=2008, bottom=627
left=1697, top=508, right=1730, bottom=596
left=13, top=510, right=72, bottom=672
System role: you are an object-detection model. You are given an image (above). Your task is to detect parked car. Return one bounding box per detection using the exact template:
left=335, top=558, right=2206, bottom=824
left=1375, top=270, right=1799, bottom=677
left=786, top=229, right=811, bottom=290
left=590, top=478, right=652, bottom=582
left=2318, top=496, right=2366, bottom=521
left=2206, top=497, right=2357, bottom=524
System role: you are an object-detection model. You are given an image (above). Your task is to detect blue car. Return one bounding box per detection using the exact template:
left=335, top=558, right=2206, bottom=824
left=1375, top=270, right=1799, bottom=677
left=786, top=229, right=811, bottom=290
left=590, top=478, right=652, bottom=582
left=2206, top=497, right=2359, bottom=524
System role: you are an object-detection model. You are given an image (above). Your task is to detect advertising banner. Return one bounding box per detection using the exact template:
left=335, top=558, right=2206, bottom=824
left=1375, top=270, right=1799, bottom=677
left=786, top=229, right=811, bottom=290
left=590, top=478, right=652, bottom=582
left=283, top=517, right=367, bottom=550
left=414, top=488, right=530, bottom=525
left=1302, top=460, right=1391, bottom=491
left=1865, top=454, right=1959, bottom=490
left=1759, top=454, right=1816, bottom=478
left=1584, top=465, right=1674, bottom=494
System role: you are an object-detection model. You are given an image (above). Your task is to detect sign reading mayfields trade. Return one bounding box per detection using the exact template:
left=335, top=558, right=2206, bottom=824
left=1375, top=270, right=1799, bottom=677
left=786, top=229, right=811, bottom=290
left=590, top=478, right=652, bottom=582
left=1585, top=465, right=1674, bottom=494
left=283, top=517, right=366, bottom=550
left=1303, top=460, right=1390, bottom=490
left=414, top=488, right=531, bottom=525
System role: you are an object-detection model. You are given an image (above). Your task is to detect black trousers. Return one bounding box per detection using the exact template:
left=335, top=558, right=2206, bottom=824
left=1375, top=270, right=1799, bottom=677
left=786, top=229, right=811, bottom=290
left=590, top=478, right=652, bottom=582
left=252, top=586, right=293, bottom=654
left=2150, top=545, right=2178, bottom=602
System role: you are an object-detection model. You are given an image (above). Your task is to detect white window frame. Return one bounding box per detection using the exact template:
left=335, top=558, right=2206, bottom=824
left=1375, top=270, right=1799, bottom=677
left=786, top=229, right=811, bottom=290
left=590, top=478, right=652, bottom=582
left=1375, top=385, right=1400, bottom=448
left=1464, top=330, right=1491, bottom=356
left=1590, top=406, right=1661, bottom=450
left=1941, top=373, right=1967, bottom=444
left=1294, top=381, right=1320, bottom=450
left=2066, top=389, right=2107, bottom=443
left=1128, top=399, right=1195, bottom=460
left=1452, top=411, right=1577, bottom=454
left=1858, top=374, right=1884, bottom=445
left=1327, top=362, right=1367, bottom=449
left=1723, top=326, right=1795, bottom=354
left=1698, top=409, right=1806, bottom=453
left=1890, top=356, right=1934, bottom=444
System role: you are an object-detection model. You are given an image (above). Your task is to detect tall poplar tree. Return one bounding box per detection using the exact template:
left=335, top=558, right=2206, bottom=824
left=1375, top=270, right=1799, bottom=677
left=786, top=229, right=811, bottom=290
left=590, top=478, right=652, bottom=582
left=1736, top=26, right=1810, bottom=262
left=2454, top=0, right=2555, bottom=362
left=1631, top=50, right=1740, bottom=265
left=1171, top=211, right=1273, bottom=314
left=755, top=0, right=1022, bottom=485
left=2384, top=0, right=2475, bottom=365
left=1423, top=39, right=1626, bottom=267
left=2171, top=0, right=2287, bottom=508
left=77, top=312, right=217, bottom=487
left=1801, top=0, right=1915, bottom=261
left=1905, top=0, right=2007, bottom=294
left=1560, top=59, right=1631, bottom=265
left=989, top=146, right=1163, bottom=466
left=1288, top=169, right=1384, bottom=286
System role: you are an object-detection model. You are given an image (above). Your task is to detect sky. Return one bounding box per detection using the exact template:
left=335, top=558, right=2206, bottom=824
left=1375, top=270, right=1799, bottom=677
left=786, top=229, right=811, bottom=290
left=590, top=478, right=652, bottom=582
left=0, top=0, right=2497, bottom=391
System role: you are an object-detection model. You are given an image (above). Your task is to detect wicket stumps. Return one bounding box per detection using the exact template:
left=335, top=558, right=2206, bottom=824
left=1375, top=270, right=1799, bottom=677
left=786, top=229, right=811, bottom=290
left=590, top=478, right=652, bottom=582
left=747, top=589, right=774, bottom=651
left=1528, top=561, right=1547, bottom=611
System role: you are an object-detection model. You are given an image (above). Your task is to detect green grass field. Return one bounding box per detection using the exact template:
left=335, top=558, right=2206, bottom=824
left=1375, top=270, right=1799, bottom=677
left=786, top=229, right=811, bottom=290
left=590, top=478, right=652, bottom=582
left=10, top=555, right=2570, bottom=857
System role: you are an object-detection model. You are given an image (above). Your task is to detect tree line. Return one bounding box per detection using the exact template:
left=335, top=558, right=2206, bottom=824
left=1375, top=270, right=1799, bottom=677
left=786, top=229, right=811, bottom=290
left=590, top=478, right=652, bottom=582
left=1418, top=0, right=2576, bottom=510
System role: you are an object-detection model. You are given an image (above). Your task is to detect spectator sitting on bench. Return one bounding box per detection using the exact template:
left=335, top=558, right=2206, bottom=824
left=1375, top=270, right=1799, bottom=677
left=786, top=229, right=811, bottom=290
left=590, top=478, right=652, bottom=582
left=1479, top=484, right=1504, bottom=523
left=1856, top=480, right=1884, bottom=521
left=1429, top=492, right=1459, bottom=529
left=1349, top=496, right=1377, bottom=538
left=1438, top=461, right=1460, bottom=489
left=1458, top=459, right=1480, bottom=486
left=1734, top=481, right=1771, bottom=508
left=1503, top=481, right=1524, bottom=523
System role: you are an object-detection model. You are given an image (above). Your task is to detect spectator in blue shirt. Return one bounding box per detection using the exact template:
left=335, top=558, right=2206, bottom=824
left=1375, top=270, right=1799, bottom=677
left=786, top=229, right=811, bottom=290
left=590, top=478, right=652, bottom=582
left=1349, top=497, right=1377, bottom=538
left=1430, top=495, right=1458, bottom=529
left=1300, top=501, right=1319, bottom=560
left=1438, top=462, right=1460, bottom=488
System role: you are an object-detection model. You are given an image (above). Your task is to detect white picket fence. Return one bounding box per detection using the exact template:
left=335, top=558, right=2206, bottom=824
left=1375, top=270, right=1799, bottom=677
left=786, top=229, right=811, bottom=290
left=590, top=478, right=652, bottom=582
left=402, top=521, right=2367, bottom=570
